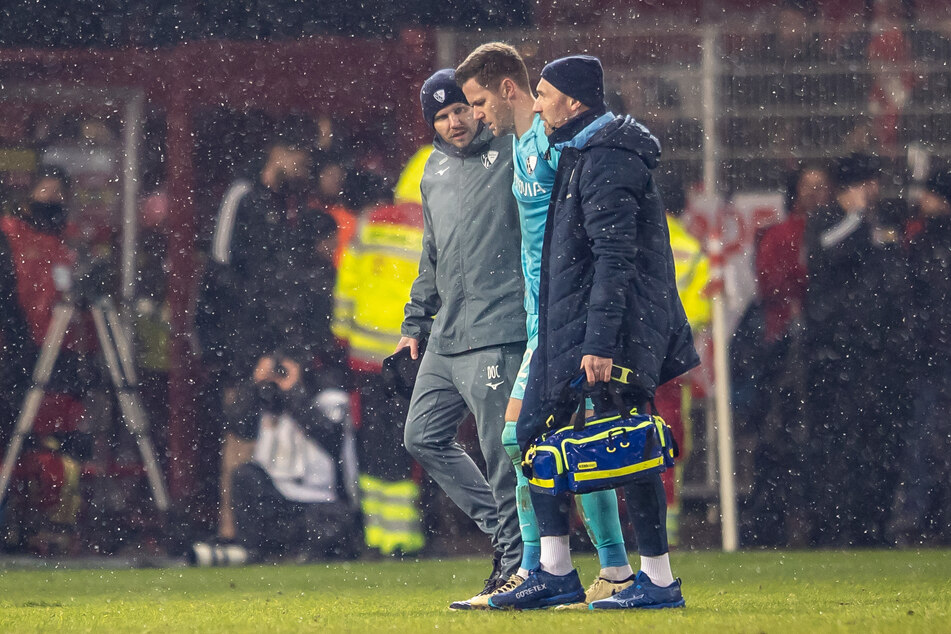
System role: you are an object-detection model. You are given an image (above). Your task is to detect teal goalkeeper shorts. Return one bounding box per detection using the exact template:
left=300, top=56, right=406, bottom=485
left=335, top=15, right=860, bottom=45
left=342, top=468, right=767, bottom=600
left=510, top=314, right=538, bottom=402
left=510, top=313, right=592, bottom=411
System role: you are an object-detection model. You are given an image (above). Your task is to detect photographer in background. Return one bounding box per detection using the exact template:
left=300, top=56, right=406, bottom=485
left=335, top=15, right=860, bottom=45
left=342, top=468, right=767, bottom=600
left=195, top=132, right=357, bottom=562
left=0, top=166, right=93, bottom=554
left=190, top=353, right=358, bottom=565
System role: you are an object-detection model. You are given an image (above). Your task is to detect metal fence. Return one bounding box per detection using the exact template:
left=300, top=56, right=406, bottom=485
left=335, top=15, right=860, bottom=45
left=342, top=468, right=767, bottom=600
left=438, top=21, right=951, bottom=196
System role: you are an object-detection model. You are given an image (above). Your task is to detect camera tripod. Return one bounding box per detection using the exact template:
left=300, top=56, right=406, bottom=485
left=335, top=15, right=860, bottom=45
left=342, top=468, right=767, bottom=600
left=0, top=295, right=170, bottom=513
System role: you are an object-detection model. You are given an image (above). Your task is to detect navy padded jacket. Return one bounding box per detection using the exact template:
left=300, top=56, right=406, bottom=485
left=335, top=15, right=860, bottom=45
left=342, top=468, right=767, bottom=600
left=517, top=114, right=700, bottom=450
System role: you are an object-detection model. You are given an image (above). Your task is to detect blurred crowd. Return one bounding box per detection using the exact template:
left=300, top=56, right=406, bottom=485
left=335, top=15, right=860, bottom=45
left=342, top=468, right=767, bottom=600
left=190, top=114, right=436, bottom=564
left=0, top=107, right=438, bottom=558
left=735, top=153, right=951, bottom=548
left=3, top=122, right=949, bottom=560
left=2, top=1, right=951, bottom=559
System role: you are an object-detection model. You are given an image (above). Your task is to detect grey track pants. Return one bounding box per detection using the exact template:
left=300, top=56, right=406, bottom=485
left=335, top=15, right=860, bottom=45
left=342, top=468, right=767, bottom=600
left=403, top=343, right=524, bottom=576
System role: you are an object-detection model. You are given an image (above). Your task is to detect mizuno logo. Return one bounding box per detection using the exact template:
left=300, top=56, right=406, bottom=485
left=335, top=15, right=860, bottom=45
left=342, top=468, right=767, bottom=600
left=486, top=381, right=505, bottom=390
left=436, top=166, right=450, bottom=176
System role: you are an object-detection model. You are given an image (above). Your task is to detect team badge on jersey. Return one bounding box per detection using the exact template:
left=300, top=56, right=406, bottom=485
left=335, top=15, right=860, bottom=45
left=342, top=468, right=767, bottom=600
left=482, top=150, right=499, bottom=169
left=526, top=155, right=537, bottom=175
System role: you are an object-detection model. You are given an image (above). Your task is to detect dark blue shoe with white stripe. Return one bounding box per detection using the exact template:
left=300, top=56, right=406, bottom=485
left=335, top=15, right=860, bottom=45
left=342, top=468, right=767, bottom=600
left=488, top=568, right=585, bottom=610
left=589, top=571, right=685, bottom=609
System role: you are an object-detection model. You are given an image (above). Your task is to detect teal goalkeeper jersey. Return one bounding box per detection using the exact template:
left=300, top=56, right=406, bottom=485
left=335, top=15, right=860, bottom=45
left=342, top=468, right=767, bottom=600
left=513, top=113, right=560, bottom=316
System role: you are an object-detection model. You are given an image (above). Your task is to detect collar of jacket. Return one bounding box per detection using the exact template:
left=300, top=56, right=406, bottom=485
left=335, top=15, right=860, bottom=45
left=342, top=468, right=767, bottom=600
left=549, top=106, right=610, bottom=150
left=432, top=122, right=491, bottom=159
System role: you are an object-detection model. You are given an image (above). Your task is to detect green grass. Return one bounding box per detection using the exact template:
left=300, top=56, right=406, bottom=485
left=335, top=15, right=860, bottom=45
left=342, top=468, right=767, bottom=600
left=1, top=550, right=949, bottom=633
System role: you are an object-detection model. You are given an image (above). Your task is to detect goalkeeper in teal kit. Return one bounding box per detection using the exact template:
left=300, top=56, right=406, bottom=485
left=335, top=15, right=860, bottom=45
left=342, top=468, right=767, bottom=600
left=455, top=42, right=636, bottom=609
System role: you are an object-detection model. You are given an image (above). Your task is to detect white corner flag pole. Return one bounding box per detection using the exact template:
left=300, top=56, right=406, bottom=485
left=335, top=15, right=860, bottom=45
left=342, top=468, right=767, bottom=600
left=701, top=23, right=739, bottom=552
left=708, top=228, right=739, bottom=552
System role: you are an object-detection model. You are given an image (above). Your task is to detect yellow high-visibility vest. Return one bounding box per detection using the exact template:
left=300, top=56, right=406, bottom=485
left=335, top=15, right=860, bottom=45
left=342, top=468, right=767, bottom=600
left=667, top=214, right=711, bottom=330
left=359, top=474, right=425, bottom=555
left=393, top=146, right=433, bottom=205
left=333, top=203, right=424, bottom=367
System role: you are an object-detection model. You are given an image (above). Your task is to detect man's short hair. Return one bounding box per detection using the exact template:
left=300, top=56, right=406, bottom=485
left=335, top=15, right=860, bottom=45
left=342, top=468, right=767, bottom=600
left=455, top=42, right=532, bottom=94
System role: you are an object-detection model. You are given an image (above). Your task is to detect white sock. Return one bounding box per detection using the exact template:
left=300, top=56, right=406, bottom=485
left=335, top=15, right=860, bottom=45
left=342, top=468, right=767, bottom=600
left=517, top=567, right=530, bottom=579
left=600, top=564, right=634, bottom=582
left=539, top=535, right=573, bottom=576
left=640, top=553, right=674, bottom=587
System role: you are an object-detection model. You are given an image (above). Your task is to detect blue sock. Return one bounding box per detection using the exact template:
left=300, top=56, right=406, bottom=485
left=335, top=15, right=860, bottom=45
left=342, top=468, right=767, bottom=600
left=502, top=420, right=540, bottom=572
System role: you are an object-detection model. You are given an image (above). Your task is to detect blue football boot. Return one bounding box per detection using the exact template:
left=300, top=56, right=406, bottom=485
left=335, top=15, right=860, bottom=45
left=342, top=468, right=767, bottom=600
left=488, top=568, right=585, bottom=610
left=588, top=571, right=686, bottom=610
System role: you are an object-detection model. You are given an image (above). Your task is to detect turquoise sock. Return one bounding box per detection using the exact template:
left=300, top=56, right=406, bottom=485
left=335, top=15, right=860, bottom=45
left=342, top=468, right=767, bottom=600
left=521, top=544, right=541, bottom=573
left=578, top=489, right=630, bottom=569
left=502, top=420, right=540, bottom=571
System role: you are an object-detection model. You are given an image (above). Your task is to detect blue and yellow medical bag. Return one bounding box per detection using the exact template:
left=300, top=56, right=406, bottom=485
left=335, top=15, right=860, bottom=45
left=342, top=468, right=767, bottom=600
left=521, top=375, right=677, bottom=495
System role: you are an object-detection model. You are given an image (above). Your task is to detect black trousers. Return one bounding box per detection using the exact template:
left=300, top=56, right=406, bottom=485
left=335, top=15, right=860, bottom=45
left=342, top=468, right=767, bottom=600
left=231, top=462, right=354, bottom=559
left=531, top=472, right=669, bottom=557
left=808, top=358, right=902, bottom=547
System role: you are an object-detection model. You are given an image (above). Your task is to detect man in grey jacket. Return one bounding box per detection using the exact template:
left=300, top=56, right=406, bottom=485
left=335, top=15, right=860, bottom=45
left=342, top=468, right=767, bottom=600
left=397, top=69, right=526, bottom=609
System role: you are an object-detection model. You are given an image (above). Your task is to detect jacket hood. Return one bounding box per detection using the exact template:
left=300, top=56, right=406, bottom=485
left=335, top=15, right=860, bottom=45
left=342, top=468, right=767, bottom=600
left=585, top=115, right=662, bottom=169
left=432, top=123, right=491, bottom=158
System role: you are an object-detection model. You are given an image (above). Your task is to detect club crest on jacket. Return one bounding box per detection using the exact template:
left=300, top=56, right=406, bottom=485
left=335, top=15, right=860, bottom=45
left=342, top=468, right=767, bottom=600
left=482, top=150, right=499, bottom=169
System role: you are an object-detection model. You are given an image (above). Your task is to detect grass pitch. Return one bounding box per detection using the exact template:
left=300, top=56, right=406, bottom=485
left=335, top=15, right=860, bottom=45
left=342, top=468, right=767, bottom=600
left=1, top=549, right=949, bottom=633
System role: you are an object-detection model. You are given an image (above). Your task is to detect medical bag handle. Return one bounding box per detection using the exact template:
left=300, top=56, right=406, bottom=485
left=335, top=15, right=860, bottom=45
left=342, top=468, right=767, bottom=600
left=566, top=364, right=655, bottom=431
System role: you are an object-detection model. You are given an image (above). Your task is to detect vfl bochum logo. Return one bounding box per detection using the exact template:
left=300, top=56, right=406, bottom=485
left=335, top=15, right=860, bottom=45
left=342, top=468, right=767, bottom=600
left=482, top=150, right=499, bottom=169
left=433, top=89, right=445, bottom=103
left=526, top=155, right=537, bottom=175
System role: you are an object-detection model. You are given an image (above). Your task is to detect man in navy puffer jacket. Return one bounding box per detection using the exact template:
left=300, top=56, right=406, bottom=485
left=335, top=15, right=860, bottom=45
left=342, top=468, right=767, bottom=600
left=491, top=55, right=700, bottom=611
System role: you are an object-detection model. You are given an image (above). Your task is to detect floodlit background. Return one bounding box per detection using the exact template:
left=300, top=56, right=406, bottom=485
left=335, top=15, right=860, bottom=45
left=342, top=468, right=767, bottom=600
left=0, top=0, right=949, bottom=565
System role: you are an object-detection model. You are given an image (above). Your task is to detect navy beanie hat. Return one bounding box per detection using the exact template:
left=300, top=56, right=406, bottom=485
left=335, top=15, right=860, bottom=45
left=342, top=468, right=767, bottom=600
left=540, top=55, right=604, bottom=109
left=420, top=69, right=469, bottom=128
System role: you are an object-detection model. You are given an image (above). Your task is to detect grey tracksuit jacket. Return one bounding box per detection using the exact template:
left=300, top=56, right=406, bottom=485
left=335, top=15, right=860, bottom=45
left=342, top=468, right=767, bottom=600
left=400, top=125, right=526, bottom=577
left=401, top=127, right=526, bottom=353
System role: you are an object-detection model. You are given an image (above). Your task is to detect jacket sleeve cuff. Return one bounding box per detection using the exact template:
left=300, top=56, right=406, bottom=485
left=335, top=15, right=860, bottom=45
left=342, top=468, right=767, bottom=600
left=581, top=341, right=616, bottom=358
left=401, top=321, right=429, bottom=340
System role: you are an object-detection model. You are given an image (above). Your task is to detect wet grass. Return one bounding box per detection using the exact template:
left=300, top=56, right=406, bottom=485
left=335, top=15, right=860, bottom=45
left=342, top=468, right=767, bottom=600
left=0, top=549, right=949, bottom=632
